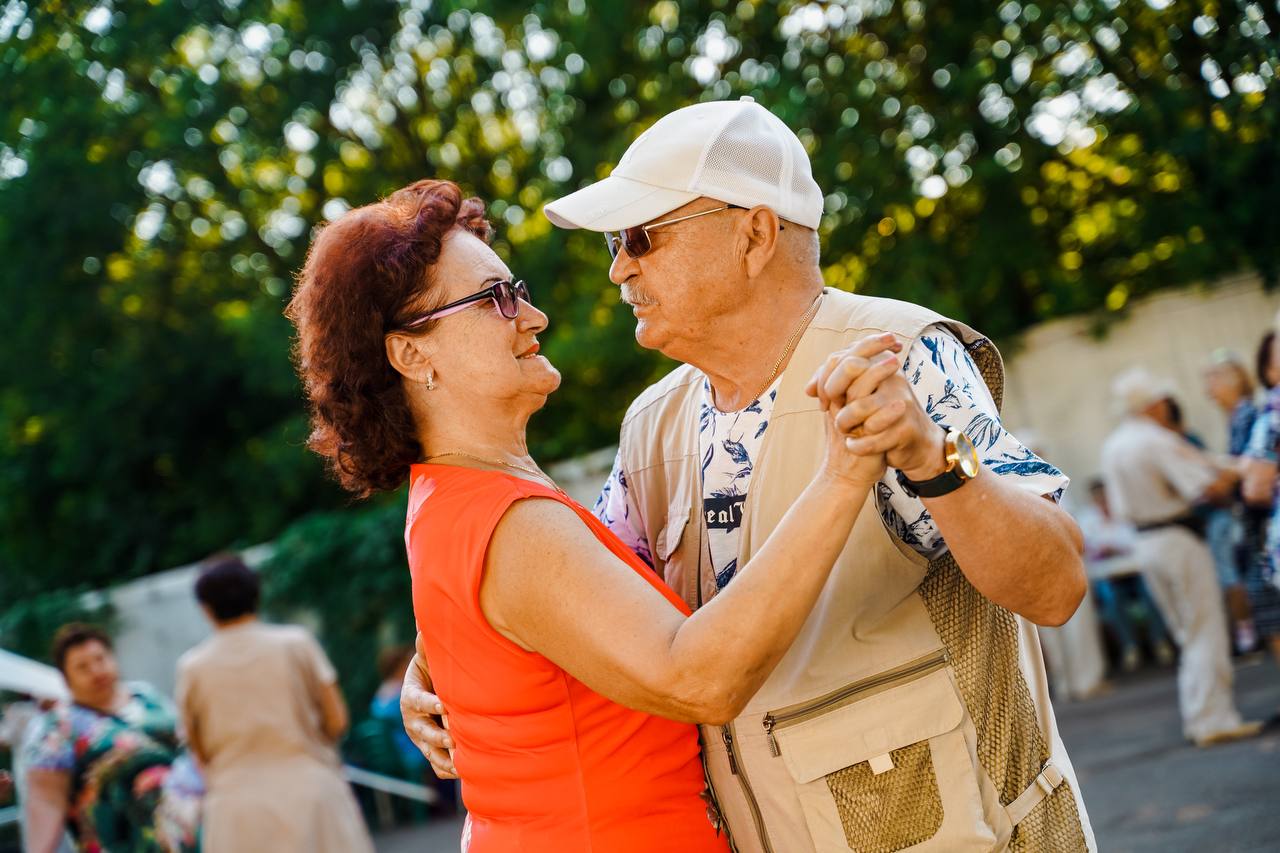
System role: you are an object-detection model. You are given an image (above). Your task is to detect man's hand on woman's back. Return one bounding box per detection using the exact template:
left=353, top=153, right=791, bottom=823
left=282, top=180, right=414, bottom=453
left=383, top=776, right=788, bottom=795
left=401, top=633, right=458, bottom=779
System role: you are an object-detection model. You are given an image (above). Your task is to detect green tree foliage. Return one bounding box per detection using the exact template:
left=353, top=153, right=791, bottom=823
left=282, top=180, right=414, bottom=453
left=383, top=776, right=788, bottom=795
left=1, top=0, right=1276, bottom=606
left=0, top=586, right=116, bottom=663
left=0, top=0, right=406, bottom=597
left=259, top=499, right=412, bottom=713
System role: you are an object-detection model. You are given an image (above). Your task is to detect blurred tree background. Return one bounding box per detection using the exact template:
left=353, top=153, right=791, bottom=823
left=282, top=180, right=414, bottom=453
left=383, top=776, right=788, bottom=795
left=1, top=0, right=1276, bottom=677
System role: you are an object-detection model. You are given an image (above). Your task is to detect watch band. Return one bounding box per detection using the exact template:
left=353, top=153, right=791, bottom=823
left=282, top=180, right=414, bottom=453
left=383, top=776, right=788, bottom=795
left=896, top=428, right=976, bottom=499
left=896, top=466, right=968, bottom=499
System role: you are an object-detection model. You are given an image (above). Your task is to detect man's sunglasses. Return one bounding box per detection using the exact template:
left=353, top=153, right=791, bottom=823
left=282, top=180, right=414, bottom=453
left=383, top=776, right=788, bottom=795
left=604, top=204, right=783, bottom=260
left=392, top=279, right=531, bottom=331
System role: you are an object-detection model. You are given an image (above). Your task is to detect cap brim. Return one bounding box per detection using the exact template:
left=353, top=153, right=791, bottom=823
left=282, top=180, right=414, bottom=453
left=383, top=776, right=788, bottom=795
left=543, top=174, right=699, bottom=232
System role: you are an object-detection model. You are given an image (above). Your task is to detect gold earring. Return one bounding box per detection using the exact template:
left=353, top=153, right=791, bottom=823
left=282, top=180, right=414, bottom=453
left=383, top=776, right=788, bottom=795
left=426, top=373, right=435, bottom=391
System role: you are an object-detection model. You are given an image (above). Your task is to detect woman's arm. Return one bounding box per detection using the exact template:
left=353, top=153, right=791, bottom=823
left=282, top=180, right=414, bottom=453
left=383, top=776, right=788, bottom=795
left=174, top=666, right=208, bottom=766
left=482, top=335, right=897, bottom=726
left=298, top=631, right=350, bottom=742
left=484, top=470, right=877, bottom=725
left=317, top=682, right=350, bottom=742
left=23, top=768, right=71, bottom=853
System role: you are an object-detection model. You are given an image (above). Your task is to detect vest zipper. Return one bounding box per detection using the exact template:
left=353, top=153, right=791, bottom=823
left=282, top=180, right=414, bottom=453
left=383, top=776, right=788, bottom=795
left=762, top=649, right=950, bottom=757
left=721, top=722, right=774, bottom=852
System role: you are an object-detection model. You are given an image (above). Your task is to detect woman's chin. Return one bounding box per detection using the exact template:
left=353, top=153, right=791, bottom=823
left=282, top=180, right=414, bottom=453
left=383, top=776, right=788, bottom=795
left=539, top=365, right=563, bottom=395
left=520, top=355, right=561, bottom=394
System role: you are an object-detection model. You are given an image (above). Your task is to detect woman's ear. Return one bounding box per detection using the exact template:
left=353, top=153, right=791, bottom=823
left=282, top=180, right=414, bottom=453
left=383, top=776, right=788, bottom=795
left=385, top=332, right=436, bottom=386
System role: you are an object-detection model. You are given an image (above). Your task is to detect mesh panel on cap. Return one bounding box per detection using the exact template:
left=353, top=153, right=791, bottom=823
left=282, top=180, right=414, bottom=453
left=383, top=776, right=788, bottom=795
left=792, top=148, right=816, bottom=200
left=696, top=107, right=785, bottom=210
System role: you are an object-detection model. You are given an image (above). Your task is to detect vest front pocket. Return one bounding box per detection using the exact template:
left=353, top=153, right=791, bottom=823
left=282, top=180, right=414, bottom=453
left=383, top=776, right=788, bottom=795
left=762, top=652, right=996, bottom=852
left=656, top=501, right=701, bottom=610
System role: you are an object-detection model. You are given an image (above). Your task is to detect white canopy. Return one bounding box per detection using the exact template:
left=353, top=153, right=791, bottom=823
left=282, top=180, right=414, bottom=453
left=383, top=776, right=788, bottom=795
left=0, top=648, right=68, bottom=701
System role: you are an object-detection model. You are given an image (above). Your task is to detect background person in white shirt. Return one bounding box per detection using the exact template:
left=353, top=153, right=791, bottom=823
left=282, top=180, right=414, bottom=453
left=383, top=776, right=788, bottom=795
left=1100, top=367, right=1262, bottom=746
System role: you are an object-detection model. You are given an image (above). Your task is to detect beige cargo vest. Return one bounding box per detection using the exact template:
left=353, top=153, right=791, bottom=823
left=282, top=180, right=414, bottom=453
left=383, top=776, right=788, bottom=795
left=617, top=290, right=1093, bottom=852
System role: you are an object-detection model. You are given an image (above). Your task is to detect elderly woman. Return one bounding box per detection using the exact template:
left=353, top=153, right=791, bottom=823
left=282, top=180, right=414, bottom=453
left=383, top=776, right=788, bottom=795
left=286, top=179, right=893, bottom=851
left=175, top=554, right=373, bottom=853
left=21, top=624, right=198, bottom=853
left=1202, top=352, right=1261, bottom=653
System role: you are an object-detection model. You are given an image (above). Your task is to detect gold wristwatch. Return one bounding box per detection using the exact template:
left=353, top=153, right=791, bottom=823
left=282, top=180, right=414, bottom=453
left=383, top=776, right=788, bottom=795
left=896, top=428, right=980, bottom=499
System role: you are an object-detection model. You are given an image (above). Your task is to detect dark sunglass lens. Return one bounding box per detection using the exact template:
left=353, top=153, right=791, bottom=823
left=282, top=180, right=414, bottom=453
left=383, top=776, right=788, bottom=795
left=514, top=280, right=531, bottom=304
left=605, top=232, right=621, bottom=259
left=494, top=282, right=519, bottom=318
left=622, top=226, right=650, bottom=259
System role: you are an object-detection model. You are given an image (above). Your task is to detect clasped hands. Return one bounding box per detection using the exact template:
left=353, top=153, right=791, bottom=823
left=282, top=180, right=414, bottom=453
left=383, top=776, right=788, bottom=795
left=805, top=332, right=948, bottom=484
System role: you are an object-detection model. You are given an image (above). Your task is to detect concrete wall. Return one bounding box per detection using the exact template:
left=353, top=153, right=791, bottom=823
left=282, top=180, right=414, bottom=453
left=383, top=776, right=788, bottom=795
left=999, top=272, right=1278, bottom=506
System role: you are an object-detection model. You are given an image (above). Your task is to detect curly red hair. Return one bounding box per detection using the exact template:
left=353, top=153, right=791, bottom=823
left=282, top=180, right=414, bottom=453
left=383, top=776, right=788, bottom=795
left=287, top=179, right=491, bottom=496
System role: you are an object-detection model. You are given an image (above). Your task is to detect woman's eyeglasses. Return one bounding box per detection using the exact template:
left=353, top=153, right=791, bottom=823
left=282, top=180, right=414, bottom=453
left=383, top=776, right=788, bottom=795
left=392, top=279, right=531, bottom=331
left=604, top=204, right=783, bottom=260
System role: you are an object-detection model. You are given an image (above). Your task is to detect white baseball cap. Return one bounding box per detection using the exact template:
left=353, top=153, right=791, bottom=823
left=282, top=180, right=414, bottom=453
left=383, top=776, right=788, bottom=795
left=1112, top=366, right=1178, bottom=415
left=543, top=96, right=825, bottom=232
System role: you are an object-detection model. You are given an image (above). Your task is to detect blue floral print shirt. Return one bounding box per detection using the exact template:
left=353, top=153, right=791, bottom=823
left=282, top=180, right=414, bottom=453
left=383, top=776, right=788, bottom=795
left=696, top=376, right=783, bottom=590
left=595, top=326, right=1069, bottom=585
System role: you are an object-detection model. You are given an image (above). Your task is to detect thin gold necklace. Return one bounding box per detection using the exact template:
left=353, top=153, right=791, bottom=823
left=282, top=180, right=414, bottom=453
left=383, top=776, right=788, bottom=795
left=717, top=291, right=823, bottom=412
left=423, top=449, right=565, bottom=495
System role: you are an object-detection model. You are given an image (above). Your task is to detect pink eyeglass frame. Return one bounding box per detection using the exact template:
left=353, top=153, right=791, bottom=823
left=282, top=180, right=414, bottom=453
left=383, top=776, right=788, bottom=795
left=391, top=279, right=531, bottom=331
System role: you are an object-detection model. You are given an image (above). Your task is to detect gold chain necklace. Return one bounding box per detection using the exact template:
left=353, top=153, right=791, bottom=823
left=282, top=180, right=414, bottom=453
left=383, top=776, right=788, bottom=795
left=423, top=450, right=565, bottom=494
left=719, top=291, right=823, bottom=412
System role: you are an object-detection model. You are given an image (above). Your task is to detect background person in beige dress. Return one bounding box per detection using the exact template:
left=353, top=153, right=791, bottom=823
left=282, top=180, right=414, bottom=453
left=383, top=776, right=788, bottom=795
left=176, top=554, right=373, bottom=853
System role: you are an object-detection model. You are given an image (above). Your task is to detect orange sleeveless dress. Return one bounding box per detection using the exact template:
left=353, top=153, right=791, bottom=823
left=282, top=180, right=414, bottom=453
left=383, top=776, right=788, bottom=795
left=405, top=464, right=728, bottom=852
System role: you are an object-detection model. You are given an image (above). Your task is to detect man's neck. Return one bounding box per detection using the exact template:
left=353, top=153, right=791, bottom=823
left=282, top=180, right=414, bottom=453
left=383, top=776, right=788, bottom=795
left=687, top=282, right=824, bottom=412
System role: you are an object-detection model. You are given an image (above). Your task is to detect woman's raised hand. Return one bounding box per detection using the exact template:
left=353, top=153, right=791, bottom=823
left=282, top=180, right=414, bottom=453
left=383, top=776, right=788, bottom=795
left=806, top=332, right=904, bottom=488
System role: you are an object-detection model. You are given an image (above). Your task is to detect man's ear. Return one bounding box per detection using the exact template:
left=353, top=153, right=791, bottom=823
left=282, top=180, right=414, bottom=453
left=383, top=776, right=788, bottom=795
left=741, top=205, right=782, bottom=279
left=385, top=332, right=436, bottom=385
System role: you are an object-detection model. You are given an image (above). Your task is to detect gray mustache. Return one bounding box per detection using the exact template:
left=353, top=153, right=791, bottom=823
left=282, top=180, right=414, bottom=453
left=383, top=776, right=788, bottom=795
left=620, top=286, right=656, bottom=306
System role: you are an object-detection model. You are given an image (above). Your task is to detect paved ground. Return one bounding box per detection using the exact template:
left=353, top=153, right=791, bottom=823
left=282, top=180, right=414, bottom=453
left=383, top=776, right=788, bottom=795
left=1060, top=656, right=1280, bottom=853
left=375, top=657, right=1280, bottom=853
left=375, top=812, right=466, bottom=853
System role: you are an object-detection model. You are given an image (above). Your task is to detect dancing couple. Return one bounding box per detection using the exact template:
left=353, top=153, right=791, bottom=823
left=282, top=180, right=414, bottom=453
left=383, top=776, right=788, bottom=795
left=288, top=97, right=1095, bottom=852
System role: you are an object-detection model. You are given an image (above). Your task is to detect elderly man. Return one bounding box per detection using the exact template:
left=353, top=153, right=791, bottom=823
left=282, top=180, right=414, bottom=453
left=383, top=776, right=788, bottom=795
left=406, top=98, right=1092, bottom=851
left=1100, top=367, right=1261, bottom=747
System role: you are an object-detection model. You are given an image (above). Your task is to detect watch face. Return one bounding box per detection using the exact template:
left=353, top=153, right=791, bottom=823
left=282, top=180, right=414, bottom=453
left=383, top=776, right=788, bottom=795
left=952, top=430, right=980, bottom=478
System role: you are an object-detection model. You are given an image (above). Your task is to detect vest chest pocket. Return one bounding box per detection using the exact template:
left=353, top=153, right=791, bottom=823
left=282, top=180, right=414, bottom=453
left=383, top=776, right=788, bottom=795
left=764, top=653, right=996, bottom=852
left=655, top=502, right=698, bottom=609
left=658, top=503, right=689, bottom=562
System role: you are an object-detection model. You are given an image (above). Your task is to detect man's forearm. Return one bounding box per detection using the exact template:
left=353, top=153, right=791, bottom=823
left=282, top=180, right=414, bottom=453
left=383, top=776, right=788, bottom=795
left=924, top=470, right=1086, bottom=626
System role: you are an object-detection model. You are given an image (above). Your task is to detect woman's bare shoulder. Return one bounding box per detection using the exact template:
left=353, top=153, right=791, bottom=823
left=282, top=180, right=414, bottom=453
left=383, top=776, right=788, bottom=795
left=489, top=495, right=598, bottom=561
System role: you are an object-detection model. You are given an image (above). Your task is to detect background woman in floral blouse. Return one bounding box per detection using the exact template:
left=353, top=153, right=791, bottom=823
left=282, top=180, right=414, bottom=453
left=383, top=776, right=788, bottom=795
left=21, top=624, right=198, bottom=853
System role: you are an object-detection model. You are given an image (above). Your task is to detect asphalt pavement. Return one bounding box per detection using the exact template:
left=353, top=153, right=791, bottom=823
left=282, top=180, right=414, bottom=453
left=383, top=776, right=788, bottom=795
left=1060, top=655, right=1280, bottom=853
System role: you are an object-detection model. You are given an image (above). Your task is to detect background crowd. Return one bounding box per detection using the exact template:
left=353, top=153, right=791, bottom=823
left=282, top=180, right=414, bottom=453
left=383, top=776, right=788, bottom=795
left=1042, top=322, right=1280, bottom=731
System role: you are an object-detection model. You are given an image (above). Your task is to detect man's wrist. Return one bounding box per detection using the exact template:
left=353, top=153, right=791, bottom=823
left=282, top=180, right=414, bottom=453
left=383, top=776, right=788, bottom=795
left=900, top=428, right=949, bottom=482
